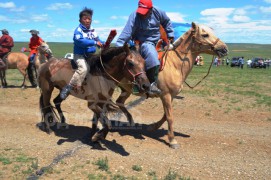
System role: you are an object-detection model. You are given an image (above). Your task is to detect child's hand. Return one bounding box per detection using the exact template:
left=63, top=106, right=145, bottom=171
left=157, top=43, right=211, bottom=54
left=96, top=41, right=103, bottom=48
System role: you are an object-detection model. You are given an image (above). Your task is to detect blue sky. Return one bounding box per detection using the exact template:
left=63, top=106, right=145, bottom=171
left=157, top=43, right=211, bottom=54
left=1, top=0, right=271, bottom=44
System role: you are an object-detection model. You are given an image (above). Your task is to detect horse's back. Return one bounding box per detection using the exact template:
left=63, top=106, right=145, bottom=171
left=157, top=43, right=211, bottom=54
left=38, top=58, right=73, bottom=88
left=6, top=52, right=29, bottom=69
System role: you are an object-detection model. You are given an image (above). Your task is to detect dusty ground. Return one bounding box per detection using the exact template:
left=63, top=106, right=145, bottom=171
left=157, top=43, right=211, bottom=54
left=0, top=85, right=270, bottom=179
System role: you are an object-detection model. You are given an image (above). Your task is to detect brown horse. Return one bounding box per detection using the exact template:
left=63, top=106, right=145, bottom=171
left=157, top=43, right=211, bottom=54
left=38, top=43, right=150, bottom=141
left=0, top=52, right=29, bottom=88
left=116, top=22, right=229, bottom=148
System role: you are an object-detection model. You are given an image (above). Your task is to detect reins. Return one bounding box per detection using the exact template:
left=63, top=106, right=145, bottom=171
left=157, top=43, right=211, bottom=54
left=184, top=55, right=215, bottom=89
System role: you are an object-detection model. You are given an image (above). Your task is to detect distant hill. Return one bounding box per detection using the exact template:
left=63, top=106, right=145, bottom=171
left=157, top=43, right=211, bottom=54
left=12, top=42, right=270, bottom=60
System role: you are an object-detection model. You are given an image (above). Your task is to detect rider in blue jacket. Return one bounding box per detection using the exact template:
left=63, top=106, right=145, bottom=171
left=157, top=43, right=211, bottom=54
left=116, top=0, right=174, bottom=96
left=61, top=7, right=103, bottom=100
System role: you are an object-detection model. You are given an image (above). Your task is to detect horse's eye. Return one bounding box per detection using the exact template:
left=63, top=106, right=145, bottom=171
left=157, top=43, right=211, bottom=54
left=202, top=34, right=209, bottom=38
left=127, top=61, right=134, bottom=68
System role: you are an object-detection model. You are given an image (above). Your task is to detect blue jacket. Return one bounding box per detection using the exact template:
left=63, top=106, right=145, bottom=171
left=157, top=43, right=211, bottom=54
left=116, top=7, right=174, bottom=46
left=73, top=24, right=101, bottom=55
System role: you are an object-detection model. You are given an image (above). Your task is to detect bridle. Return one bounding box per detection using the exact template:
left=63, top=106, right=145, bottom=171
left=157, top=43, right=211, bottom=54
left=99, top=52, right=145, bottom=86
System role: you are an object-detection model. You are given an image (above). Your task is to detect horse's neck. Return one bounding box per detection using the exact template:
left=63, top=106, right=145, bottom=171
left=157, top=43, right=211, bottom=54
left=173, top=30, right=199, bottom=65
left=36, top=52, right=47, bottom=63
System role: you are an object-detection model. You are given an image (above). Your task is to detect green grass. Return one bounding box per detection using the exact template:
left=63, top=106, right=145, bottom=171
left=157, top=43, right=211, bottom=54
left=93, top=157, right=109, bottom=172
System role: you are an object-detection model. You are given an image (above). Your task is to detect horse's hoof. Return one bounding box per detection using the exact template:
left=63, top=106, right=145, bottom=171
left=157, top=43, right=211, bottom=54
left=57, top=123, right=69, bottom=130
left=92, top=141, right=106, bottom=150
left=91, top=132, right=104, bottom=142
left=169, top=143, right=180, bottom=149
left=169, top=139, right=179, bottom=149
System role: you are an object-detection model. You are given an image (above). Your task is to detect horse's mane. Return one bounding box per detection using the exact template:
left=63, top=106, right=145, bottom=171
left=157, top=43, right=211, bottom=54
left=86, top=46, right=126, bottom=74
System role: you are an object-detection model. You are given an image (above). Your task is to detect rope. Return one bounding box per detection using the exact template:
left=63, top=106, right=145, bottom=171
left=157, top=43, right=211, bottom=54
left=184, top=55, right=215, bottom=89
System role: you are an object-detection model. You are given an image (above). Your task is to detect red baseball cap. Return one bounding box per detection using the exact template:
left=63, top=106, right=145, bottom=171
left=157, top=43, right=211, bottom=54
left=137, top=0, right=153, bottom=15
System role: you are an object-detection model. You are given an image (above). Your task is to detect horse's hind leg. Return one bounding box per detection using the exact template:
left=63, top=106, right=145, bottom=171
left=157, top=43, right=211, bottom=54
left=88, top=103, right=110, bottom=143
left=39, top=82, right=57, bottom=133
left=0, top=70, right=4, bottom=87
left=18, top=68, right=27, bottom=88
left=53, top=94, right=69, bottom=129
left=2, top=70, right=7, bottom=87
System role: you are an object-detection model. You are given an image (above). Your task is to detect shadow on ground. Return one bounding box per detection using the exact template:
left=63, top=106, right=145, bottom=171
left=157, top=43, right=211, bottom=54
left=37, top=119, right=190, bottom=156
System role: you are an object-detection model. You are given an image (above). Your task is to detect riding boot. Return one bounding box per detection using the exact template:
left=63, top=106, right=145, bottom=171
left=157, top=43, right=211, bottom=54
left=60, top=84, right=73, bottom=100
left=27, top=62, right=37, bottom=87
left=146, top=65, right=161, bottom=95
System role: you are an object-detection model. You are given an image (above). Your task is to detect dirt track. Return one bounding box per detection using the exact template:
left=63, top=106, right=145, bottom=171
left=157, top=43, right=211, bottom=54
left=0, top=87, right=270, bottom=179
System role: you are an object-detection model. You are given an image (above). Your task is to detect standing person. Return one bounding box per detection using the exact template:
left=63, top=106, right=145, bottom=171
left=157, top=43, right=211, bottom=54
left=25, top=30, right=44, bottom=87
left=116, top=0, right=174, bottom=96
left=0, top=29, right=14, bottom=69
left=60, top=7, right=103, bottom=100
left=214, top=57, right=218, bottom=66
left=239, top=56, right=244, bottom=69
left=226, top=57, right=229, bottom=66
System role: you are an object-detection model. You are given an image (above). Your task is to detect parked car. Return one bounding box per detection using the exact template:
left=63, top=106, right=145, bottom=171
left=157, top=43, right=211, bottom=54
left=230, top=57, right=241, bottom=67
left=247, top=59, right=252, bottom=67
left=64, top=53, right=74, bottom=60
left=250, top=57, right=266, bottom=68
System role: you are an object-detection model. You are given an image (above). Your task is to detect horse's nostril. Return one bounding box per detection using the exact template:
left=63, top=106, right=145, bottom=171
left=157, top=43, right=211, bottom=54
left=142, top=83, right=150, bottom=91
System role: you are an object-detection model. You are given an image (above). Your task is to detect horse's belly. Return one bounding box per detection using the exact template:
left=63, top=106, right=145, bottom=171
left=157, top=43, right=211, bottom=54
left=70, top=74, right=116, bottom=101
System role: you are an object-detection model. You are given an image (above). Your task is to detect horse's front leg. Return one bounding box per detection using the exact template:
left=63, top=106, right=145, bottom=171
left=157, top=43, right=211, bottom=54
left=162, top=93, right=179, bottom=149
left=116, top=88, right=134, bottom=126
left=149, top=93, right=179, bottom=149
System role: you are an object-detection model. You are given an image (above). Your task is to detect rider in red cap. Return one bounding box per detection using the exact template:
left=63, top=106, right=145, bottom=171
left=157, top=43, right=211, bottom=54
left=116, top=0, right=174, bottom=96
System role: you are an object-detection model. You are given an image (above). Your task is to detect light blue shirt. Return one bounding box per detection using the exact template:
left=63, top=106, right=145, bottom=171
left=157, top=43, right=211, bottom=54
left=116, top=7, right=174, bottom=46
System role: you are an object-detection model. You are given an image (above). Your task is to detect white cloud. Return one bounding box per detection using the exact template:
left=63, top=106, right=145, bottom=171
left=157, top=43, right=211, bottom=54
left=0, top=15, right=9, bottom=21
left=201, top=8, right=235, bottom=16
left=110, top=16, right=128, bottom=20
left=10, top=6, right=25, bottom=12
left=167, top=12, right=185, bottom=22
left=0, top=2, right=25, bottom=12
left=264, top=0, right=271, bottom=4
left=93, top=20, right=100, bottom=24
left=47, top=24, right=55, bottom=28
left=0, top=2, right=15, bottom=8
left=110, top=16, right=118, bottom=20
left=233, top=15, right=250, bottom=22
left=234, top=8, right=246, bottom=15
left=46, top=3, right=73, bottom=10
left=20, top=29, right=31, bottom=33
left=31, top=14, right=49, bottom=22
left=259, top=6, right=271, bottom=13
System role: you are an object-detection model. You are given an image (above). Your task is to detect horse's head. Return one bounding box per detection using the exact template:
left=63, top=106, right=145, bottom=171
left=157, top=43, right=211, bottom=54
left=102, top=43, right=150, bottom=93
left=174, top=22, right=228, bottom=58
left=191, top=22, right=228, bottom=57
left=38, top=42, right=53, bottom=57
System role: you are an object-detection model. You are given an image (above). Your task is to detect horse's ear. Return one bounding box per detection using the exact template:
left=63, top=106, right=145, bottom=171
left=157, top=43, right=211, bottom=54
left=192, top=22, right=197, bottom=30
left=123, top=42, right=130, bottom=55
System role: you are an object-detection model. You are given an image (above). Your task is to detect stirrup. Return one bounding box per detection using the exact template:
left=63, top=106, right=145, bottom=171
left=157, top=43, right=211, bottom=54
left=148, top=82, right=161, bottom=95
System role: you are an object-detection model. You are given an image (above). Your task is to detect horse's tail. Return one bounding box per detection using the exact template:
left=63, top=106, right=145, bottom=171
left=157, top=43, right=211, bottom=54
left=39, top=92, right=46, bottom=123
